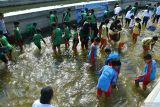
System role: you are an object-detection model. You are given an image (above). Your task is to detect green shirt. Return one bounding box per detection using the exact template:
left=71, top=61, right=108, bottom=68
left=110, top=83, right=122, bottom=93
left=0, top=35, right=12, bottom=50
left=72, top=31, right=78, bottom=40
left=52, top=28, right=62, bottom=45
left=63, top=12, right=70, bottom=22
left=90, top=14, right=96, bottom=24
left=64, top=26, right=70, bottom=39
left=50, top=14, right=56, bottom=24
left=14, top=27, right=22, bottom=40
left=81, top=12, right=87, bottom=21
left=33, top=33, right=42, bottom=45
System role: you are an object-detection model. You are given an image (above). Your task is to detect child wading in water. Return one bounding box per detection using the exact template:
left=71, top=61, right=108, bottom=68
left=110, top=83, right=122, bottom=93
left=33, top=29, right=46, bottom=50
left=99, top=19, right=109, bottom=50
left=132, top=18, right=141, bottom=44
left=13, top=21, right=23, bottom=53
left=88, top=37, right=100, bottom=66
left=51, top=24, right=62, bottom=55
left=72, top=24, right=79, bottom=52
left=63, top=22, right=71, bottom=49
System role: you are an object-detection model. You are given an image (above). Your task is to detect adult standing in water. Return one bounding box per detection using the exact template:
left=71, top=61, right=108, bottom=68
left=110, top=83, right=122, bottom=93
left=0, top=13, right=8, bottom=40
left=153, top=2, right=160, bottom=23
left=62, top=8, right=71, bottom=30
left=32, top=86, right=55, bottom=107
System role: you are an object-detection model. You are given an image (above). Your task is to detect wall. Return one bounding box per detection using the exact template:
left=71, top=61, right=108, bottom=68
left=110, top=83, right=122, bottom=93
left=3, top=0, right=159, bottom=34
left=0, top=0, right=56, bottom=7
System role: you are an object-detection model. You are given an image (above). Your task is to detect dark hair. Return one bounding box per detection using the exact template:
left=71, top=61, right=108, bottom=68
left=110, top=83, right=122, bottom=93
left=111, top=59, right=121, bottom=66
left=135, top=17, right=141, bottom=22
left=104, top=18, right=109, bottom=24
left=0, top=30, right=3, bottom=35
left=52, top=23, right=57, bottom=28
left=13, top=21, right=19, bottom=25
left=37, top=29, right=41, bottom=33
left=53, top=10, right=57, bottom=14
left=94, top=37, right=100, bottom=43
left=130, top=15, right=134, bottom=19
left=152, top=36, right=158, bottom=41
left=72, top=24, right=77, bottom=30
left=40, top=86, right=53, bottom=104
left=0, top=13, right=3, bottom=16
left=144, top=54, right=152, bottom=60
left=67, top=8, right=71, bottom=11
left=33, top=23, right=37, bottom=26
left=114, top=20, right=120, bottom=24
left=85, top=8, right=88, bottom=12
left=105, top=48, right=111, bottom=54
left=49, top=11, right=53, bottom=14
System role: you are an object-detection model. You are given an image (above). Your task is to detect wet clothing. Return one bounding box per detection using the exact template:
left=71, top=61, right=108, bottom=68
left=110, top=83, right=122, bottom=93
left=114, top=6, right=122, bottom=15
left=88, top=43, right=98, bottom=65
left=105, top=52, right=121, bottom=74
left=0, top=35, right=12, bottom=50
left=129, top=19, right=135, bottom=28
left=72, top=30, right=79, bottom=49
left=135, top=60, right=156, bottom=87
left=50, top=14, right=57, bottom=25
left=90, top=14, right=96, bottom=24
left=0, top=19, right=7, bottom=34
left=63, top=12, right=70, bottom=23
left=103, top=10, right=109, bottom=20
left=142, top=10, right=151, bottom=25
left=33, top=33, right=43, bottom=49
left=14, top=27, right=23, bottom=46
left=81, top=21, right=90, bottom=49
left=105, top=52, right=120, bottom=65
left=64, top=26, right=70, bottom=41
left=52, top=28, right=62, bottom=46
left=153, top=6, right=160, bottom=23
left=133, top=22, right=141, bottom=35
left=32, top=100, right=54, bottom=107
left=100, top=25, right=108, bottom=45
left=97, top=65, right=118, bottom=95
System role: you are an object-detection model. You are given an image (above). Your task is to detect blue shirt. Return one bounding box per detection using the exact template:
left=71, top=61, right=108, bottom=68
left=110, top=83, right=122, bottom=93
left=105, top=52, right=120, bottom=65
left=143, top=59, right=156, bottom=81
left=97, top=65, right=118, bottom=92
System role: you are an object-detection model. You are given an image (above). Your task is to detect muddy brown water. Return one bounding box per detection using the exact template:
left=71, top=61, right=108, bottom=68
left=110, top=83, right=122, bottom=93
left=0, top=14, right=160, bottom=107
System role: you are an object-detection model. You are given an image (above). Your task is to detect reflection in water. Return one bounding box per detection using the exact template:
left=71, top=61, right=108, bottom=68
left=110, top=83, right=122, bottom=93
left=0, top=24, right=160, bottom=107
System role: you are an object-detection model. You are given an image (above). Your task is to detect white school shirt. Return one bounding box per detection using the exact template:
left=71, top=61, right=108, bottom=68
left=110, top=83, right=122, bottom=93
left=0, top=19, right=7, bottom=34
left=114, top=6, right=122, bottom=15
left=32, top=100, right=55, bottom=107
left=156, top=6, right=160, bottom=15
left=143, top=10, right=151, bottom=17
left=129, top=19, right=135, bottom=28
left=125, top=11, right=134, bottom=19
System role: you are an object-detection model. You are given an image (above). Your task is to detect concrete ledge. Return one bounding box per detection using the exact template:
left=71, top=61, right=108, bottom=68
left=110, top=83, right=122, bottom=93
left=141, top=79, right=160, bottom=107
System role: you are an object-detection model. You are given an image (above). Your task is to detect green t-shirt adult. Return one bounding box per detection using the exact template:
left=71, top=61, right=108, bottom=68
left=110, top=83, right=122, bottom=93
left=0, top=35, right=12, bottom=50
left=81, top=12, right=87, bottom=21
left=90, top=14, right=96, bottom=24
left=50, top=14, right=56, bottom=24
left=14, top=27, right=22, bottom=40
left=33, top=33, right=42, bottom=46
left=52, top=28, right=62, bottom=45
left=63, top=12, right=70, bottom=22
left=64, top=26, right=70, bottom=39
